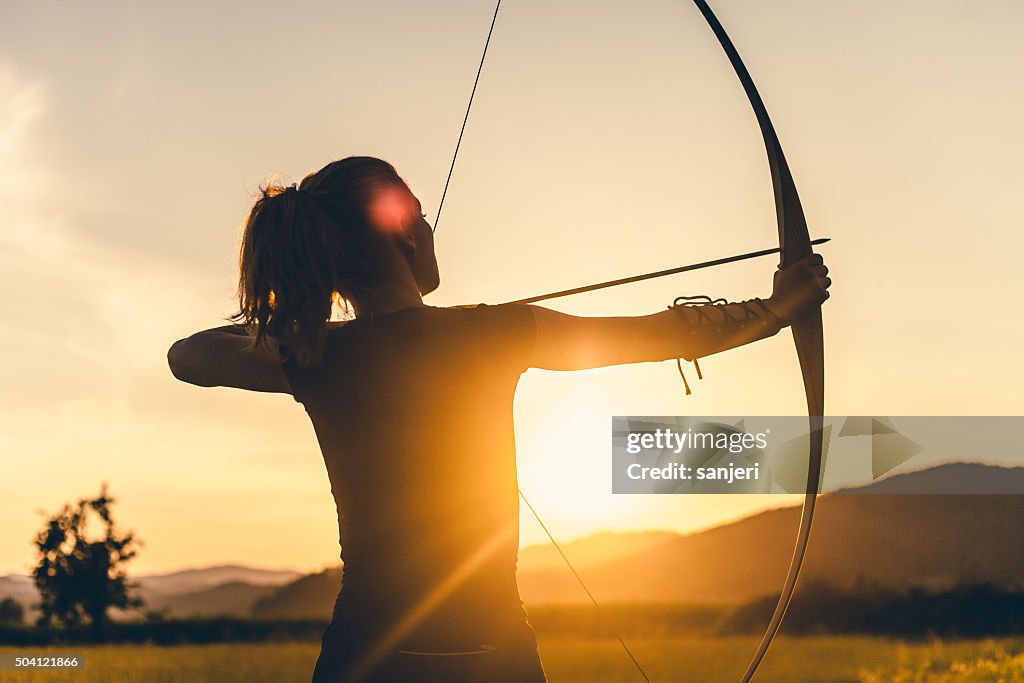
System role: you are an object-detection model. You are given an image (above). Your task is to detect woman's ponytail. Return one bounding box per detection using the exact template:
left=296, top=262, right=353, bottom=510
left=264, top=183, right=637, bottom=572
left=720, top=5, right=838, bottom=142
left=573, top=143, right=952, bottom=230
left=233, top=157, right=407, bottom=367
left=234, top=183, right=339, bottom=366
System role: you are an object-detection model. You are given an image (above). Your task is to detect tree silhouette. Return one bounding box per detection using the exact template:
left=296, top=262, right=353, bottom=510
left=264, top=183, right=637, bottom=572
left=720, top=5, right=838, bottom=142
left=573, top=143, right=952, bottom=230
left=33, top=484, right=142, bottom=635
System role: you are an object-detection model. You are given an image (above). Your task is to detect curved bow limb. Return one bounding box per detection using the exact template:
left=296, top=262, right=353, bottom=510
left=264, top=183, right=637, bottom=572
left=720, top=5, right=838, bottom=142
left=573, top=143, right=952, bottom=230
left=688, top=1, right=825, bottom=681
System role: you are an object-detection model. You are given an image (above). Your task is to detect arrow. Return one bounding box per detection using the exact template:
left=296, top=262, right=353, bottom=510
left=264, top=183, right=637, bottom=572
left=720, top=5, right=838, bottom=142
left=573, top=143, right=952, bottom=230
left=504, top=237, right=830, bottom=305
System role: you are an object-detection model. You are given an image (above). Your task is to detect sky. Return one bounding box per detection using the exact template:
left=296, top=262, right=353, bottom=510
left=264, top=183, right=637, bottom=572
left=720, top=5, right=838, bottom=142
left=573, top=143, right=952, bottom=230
left=1, top=0, right=1022, bottom=575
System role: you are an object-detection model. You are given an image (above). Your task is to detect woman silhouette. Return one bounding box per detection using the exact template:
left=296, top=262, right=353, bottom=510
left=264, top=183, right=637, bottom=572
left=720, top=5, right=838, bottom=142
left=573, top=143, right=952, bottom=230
left=167, top=156, right=829, bottom=682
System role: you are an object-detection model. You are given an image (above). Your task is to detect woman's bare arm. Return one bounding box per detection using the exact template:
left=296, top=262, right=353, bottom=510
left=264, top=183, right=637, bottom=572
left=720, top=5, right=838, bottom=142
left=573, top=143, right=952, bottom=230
left=167, top=258, right=828, bottom=384
left=531, top=303, right=791, bottom=370
left=531, top=254, right=830, bottom=371
left=167, top=325, right=291, bottom=394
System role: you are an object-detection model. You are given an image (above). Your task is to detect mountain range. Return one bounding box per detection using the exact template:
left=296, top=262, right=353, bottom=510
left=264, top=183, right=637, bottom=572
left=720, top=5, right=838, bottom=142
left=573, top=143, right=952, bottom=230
left=2, top=463, right=1020, bottom=620
left=0, top=565, right=300, bottom=619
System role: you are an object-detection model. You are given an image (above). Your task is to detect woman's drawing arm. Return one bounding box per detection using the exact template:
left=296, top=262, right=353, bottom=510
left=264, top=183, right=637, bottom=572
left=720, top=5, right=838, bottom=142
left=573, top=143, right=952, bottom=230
left=167, top=325, right=292, bottom=394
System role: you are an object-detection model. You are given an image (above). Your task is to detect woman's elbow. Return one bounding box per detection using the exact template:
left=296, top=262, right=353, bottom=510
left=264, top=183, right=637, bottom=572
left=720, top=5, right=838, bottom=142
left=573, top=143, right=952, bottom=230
left=167, top=339, right=211, bottom=386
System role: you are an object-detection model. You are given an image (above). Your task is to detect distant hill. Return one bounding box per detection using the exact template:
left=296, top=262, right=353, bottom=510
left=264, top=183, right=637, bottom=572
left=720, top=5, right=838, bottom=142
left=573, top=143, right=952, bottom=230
left=252, top=568, right=343, bottom=620
left=837, top=461, right=1024, bottom=494
left=517, top=531, right=678, bottom=573
left=254, top=463, right=1024, bottom=616
left=519, top=464, right=1024, bottom=604
left=141, top=581, right=280, bottom=618
left=520, top=492, right=1024, bottom=603
left=131, top=564, right=303, bottom=618
left=135, top=564, right=301, bottom=595
left=0, top=575, right=35, bottom=615
left=0, top=564, right=302, bottom=621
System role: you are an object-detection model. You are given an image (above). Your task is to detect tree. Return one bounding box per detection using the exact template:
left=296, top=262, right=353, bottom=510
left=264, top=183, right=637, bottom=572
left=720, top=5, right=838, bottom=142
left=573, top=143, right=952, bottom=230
left=0, top=597, right=24, bottom=625
left=33, top=484, right=143, bottom=634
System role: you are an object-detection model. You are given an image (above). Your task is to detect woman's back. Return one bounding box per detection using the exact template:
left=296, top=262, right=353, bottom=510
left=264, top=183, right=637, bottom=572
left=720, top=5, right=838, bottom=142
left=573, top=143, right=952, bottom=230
left=284, top=304, right=545, bottom=681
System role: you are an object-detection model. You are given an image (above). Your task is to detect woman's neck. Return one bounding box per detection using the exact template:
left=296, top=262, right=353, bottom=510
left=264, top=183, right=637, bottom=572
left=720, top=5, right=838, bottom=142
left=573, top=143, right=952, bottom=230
left=354, top=278, right=425, bottom=316
left=350, top=246, right=429, bottom=316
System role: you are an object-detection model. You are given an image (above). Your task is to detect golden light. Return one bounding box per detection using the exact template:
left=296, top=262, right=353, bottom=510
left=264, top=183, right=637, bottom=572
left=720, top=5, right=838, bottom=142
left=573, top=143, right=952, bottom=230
left=517, top=381, right=627, bottom=532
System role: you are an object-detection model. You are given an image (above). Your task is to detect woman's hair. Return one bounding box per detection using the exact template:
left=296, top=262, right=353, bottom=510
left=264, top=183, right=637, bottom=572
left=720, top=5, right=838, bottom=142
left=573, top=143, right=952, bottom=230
left=233, top=156, right=408, bottom=366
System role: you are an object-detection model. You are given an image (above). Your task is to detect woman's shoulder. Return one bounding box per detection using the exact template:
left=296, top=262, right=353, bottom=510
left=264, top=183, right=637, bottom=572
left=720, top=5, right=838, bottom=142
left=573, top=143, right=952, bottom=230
left=435, top=303, right=534, bottom=329
left=446, top=304, right=536, bottom=362
left=338, top=304, right=534, bottom=340
left=443, top=302, right=533, bottom=316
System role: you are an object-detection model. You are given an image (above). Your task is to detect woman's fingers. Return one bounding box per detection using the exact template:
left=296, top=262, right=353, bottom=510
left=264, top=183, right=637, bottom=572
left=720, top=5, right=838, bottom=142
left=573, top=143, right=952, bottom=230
left=769, top=253, right=833, bottom=323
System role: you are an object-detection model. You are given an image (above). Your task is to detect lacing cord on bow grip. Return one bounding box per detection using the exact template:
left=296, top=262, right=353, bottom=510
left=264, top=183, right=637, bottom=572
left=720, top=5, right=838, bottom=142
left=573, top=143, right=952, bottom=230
left=669, top=295, right=777, bottom=395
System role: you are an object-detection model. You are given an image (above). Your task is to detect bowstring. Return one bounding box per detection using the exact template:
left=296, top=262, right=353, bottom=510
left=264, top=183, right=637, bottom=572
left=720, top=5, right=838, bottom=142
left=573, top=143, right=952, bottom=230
left=519, top=490, right=653, bottom=683
left=436, top=3, right=652, bottom=681
left=432, top=0, right=503, bottom=234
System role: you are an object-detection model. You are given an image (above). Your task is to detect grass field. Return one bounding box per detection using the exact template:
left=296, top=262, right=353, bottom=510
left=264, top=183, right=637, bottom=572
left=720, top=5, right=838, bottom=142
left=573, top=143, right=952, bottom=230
left=2, top=636, right=1023, bottom=682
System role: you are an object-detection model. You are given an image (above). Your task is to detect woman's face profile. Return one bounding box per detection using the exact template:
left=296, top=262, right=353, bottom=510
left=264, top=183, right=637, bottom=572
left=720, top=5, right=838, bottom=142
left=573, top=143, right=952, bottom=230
left=367, top=185, right=440, bottom=295
left=408, top=197, right=440, bottom=295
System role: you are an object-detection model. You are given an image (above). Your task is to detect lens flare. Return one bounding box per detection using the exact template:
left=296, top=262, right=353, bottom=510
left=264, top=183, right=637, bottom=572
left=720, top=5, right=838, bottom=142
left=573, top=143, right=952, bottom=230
left=368, top=186, right=415, bottom=233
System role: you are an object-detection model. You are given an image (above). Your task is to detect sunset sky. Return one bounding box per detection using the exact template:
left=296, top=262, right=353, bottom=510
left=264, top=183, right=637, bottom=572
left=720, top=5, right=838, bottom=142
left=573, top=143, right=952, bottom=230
left=1, top=0, right=1022, bottom=576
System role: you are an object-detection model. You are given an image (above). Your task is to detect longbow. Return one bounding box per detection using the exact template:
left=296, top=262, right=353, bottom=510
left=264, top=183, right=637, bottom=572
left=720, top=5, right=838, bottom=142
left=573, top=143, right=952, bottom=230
left=688, top=1, right=825, bottom=679
left=433, top=2, right=826, bottom=680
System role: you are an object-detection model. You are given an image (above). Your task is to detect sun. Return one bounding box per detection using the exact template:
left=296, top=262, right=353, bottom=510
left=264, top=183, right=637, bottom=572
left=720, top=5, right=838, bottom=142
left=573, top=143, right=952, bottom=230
left=514, top=379, right=636, bottom=540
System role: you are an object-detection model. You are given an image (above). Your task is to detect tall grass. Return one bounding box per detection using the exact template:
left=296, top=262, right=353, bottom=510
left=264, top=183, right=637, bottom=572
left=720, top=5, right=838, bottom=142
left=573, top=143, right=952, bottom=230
left=2, top=636, right=1022, bottom=682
